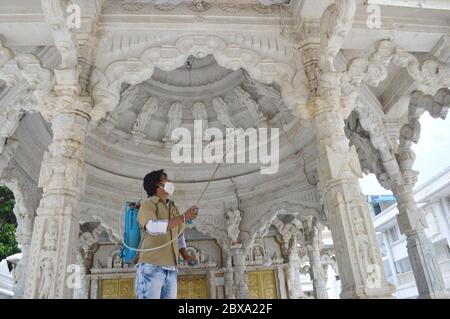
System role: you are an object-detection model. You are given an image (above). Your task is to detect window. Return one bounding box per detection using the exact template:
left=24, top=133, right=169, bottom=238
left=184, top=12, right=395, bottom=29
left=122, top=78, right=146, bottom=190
left=373, top=203, right=382, bottom=216
left=377, top=233, right=387, bottom=257
left=424, top=207, right=439, bottom=236
left=395, top=257, right=412, bottom=274
left=386, top=226, right=399, bottom=244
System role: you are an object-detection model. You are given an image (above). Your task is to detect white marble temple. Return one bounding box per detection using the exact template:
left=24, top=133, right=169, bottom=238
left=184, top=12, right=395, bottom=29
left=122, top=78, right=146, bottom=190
left=0, top=0, right=449, bottom=299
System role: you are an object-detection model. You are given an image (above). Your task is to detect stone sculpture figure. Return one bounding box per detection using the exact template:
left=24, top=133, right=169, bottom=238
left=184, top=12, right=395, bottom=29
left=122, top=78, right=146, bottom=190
left=43, top=220, right=58, bottom=251
left=212, top=97, right=234, bottom=128
left=233, top=87, right=266, bottom=122
left=37, top=258, right=54, bottom=299
left=226, top=209, right=241, bottom=244
left=193, top=102, right=208, bottom=139
left=133, top=96, right=158, bottom=133
left=165, top=102, right=183, bottom=140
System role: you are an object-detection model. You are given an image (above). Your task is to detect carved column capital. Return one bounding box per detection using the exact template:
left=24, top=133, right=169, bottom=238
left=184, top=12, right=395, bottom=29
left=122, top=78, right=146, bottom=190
left=41, top=0, right=78, bottom=69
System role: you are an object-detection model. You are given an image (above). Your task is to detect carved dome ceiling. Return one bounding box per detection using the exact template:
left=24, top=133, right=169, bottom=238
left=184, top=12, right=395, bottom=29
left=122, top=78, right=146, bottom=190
left=93, top=55, right=296, bottom=145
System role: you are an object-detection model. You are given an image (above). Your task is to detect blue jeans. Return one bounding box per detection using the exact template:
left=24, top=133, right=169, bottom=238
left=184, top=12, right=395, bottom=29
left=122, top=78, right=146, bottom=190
left=135, top=263, right=177, bottom=299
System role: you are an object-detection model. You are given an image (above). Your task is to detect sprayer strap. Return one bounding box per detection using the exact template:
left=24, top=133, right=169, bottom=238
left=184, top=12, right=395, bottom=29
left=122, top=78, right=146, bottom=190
left=137, top=200, right=159, bottom=253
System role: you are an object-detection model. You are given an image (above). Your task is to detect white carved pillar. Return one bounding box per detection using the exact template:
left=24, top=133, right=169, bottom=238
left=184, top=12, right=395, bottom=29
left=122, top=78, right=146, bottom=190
left=303, top=218, right=327, bottom=299
left=1, top=165, right=42, bottom=299
left=74, top=246, right=93, bottom=299
left=391, top=181, right=449, bottom=298
left=284, top=237, right=306, bottom=299
left=307, top=246, right=328, bottom=299
left=24, top=70, right=91, bottom=299
left=207, top=270, right=216, bottom=299
left=310, top=72, right=394, bottom=298
left=90, top=278, right=98, bottom=299
left=224, top=257, right=235, bottom=299
left=347, top=86, right=450, bottom=297
left=378, top=89, right=450, bottom=298
left=275, top=265, right=288, bottom=299
left=231, top=245, right=249, bottom=299
left=13, top=213, right=34, bottom=298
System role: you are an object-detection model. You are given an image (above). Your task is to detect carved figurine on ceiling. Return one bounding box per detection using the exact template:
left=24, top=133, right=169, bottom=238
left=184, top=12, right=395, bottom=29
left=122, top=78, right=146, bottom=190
left=189, top=0, right=210, bottom=12
left=165, top=102, right=183, bottom=141
left=193, top=102, right=208, bottom=140
left=226, top=208, right=241, bottom=244
left=133, top=96, right=158, bottom=133
left=212, top=97, right=234, bottom=128
left=233, top=87, right=267, bottom=123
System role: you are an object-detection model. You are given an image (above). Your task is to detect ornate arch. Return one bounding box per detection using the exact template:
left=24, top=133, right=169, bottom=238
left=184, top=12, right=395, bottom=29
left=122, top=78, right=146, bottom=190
left=240, top=200, right=321, bottom=251
left=84, top=214, right=121, bottom=244
left=90, top=34, right=308, bottom=125
left=0, top=39, right=54, bottom=154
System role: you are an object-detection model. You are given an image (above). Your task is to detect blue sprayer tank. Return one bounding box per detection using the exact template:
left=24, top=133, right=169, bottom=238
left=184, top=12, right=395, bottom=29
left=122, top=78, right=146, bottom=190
left=119, top=202, right=141, bottom=264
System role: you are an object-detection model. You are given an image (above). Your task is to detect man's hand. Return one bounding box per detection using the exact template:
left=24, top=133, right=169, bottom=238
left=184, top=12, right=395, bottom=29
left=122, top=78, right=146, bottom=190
left=184, top=205, right=198, bottom=221
left=180, top=248, right=198, bottom=266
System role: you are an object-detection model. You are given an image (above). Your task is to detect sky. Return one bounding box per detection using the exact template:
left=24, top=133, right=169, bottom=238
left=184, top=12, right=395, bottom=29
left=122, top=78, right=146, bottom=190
left=359, top=113, right=450, bottom=195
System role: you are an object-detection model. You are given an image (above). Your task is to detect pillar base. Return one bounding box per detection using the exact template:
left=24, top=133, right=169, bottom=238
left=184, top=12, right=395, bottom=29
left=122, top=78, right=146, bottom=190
left=340, top=284, right=395, bottom=299
left=406, top=231, right=450, bottom=299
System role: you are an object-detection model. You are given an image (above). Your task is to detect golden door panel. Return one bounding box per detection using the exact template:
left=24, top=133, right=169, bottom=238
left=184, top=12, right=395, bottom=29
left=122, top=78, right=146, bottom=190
left=248, top=270, right=278, bottom=299
left=177, top=275, right=208, bottom=299
left=100, top=278, right=135, bottom=299
left=248, top=272, right=260, bottom=299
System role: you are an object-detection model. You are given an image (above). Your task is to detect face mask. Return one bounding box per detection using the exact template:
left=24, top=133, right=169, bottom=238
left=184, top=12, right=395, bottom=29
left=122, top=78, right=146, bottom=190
left=160, top=182, right=175, bottom=195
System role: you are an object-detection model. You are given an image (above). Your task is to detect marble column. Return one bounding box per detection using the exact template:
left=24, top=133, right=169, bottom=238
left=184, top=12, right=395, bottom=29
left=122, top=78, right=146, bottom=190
left=24, top=70, right=91, bottom=298
left=207, top=270, right=217, bottom=299
left=74, top=246, right=93, bottom=299
left=307, top=246, right=328, bottom=299
left=13, top=214, right=34, bottom=299
left=275, top=265, right=288, bottom=299
left=224, top=257, right=235, bottom=299
left=231, top=245, right=249, bottom=299
left=310, top=72, right=394, bottom=298
left=303, top=218, right=327, bottom=299
left=391, top=181, right=449, bottom=298
left=284, top=237, right=306, bottom=299
left=90, top=278, right=98, bottom=299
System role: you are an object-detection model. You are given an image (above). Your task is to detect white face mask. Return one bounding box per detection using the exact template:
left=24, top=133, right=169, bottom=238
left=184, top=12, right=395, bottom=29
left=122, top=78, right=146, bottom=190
left=160, top=182, right=175, bottom=195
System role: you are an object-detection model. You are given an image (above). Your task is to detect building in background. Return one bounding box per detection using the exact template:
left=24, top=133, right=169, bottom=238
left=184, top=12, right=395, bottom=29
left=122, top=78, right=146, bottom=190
left=367, top=195, right=397, bottom=217
left=0, top=0, right=449, bottom=299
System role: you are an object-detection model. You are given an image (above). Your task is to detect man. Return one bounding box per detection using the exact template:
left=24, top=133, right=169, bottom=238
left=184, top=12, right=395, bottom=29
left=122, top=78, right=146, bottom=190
left=135, top=169, right=198, bottom=299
